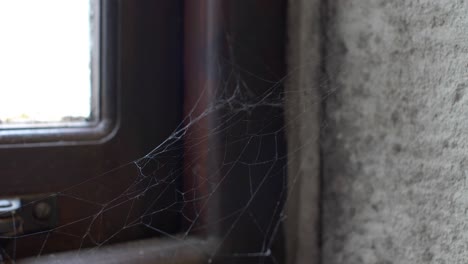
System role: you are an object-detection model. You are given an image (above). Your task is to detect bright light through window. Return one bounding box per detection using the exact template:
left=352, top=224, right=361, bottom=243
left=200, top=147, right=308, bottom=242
left=0, top=0, right=96, bottom=128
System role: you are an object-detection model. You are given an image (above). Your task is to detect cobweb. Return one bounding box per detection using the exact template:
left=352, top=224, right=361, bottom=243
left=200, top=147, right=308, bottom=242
left=0, top=31, right=335, bottom=264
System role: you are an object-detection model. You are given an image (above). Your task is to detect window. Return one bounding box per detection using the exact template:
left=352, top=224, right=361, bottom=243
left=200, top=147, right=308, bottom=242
left=0, top=1, right=288, bottom=263
left=0, top=0, right=114, bottom=146
left=0, top=0, right=97, bottom=128
left=0, top=0, right=184, bottom=260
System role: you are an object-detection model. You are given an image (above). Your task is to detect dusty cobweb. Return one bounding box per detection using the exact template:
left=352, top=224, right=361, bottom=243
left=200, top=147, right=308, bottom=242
left=0, top=38, right=337, bottom=264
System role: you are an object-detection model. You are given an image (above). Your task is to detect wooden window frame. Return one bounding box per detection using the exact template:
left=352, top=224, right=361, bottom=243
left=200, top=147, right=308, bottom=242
left=7, top=0, right=288, bottom=263
left=2, top=0, right=184, bottom=260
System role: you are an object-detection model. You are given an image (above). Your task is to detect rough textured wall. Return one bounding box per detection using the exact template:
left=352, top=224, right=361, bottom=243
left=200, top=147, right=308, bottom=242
left=321, top=0, right=468, bottom=263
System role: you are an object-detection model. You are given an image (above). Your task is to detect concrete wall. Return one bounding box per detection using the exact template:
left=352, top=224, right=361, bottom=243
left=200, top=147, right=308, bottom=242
left=321, top=0, right=468, bottom=263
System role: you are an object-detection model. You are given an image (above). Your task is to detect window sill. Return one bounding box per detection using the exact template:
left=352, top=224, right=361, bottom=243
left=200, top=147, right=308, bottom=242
left=18, top=236, right=214, bottom=264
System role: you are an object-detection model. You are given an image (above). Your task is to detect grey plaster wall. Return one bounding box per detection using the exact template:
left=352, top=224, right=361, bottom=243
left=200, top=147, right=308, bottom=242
left=321, top=0, right=468, bottom=263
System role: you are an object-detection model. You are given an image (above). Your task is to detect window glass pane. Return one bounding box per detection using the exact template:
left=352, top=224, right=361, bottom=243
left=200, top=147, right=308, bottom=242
left=0, top=0, right=96, bottom=128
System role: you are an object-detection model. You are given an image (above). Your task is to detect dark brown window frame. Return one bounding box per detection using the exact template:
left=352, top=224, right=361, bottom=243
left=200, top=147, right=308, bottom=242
left=1, top=0, right=184, bottom=259
left=3, top=0, right=288, bottom=263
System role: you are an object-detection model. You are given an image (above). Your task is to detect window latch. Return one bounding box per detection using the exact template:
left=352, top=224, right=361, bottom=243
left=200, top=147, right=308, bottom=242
left=0, top=198, right=22, bottom=236
left=0, top=196, right=57, bottom=238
